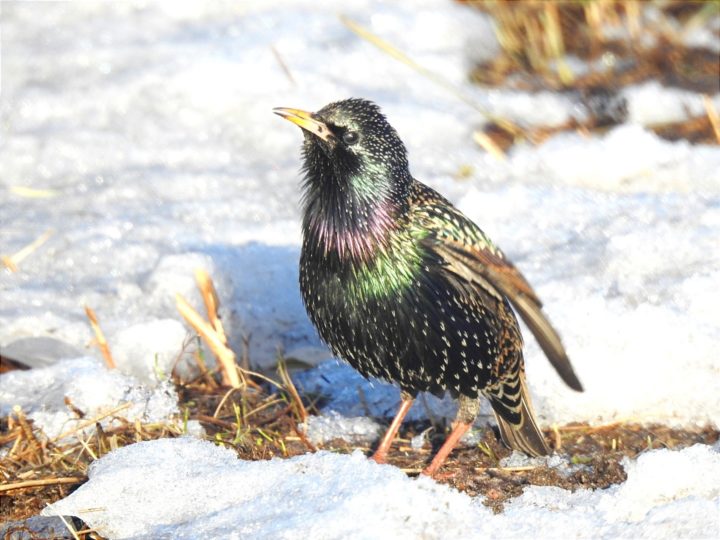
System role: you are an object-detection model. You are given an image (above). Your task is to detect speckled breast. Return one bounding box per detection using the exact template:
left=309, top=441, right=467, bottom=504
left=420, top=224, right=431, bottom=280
left=299, top=236, right=519, bottom=399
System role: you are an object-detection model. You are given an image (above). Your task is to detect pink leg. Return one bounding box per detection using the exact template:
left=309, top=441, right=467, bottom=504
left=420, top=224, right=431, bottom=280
left=422, top=421, right=472, bottom=476
left=372, top=396, right=414, bottom=464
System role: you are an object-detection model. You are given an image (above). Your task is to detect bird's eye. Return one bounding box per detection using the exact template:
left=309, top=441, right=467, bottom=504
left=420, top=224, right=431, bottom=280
left=342, top=130, right=359, bottom=145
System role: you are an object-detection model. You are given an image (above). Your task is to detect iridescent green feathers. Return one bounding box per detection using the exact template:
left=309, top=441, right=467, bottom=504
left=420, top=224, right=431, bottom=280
left=280, top=98, right=582, bottom=461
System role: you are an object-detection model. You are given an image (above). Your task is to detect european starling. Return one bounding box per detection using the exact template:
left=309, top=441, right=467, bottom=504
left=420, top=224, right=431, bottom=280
left=274, top=98, right=583, bottom=476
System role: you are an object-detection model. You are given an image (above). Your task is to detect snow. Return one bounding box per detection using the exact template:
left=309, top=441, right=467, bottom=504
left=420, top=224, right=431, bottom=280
left=43, top=437, right=720, bottom=539
left=294, top=359, right=461, bottom=422
left=0, top=357, right=179, bottom=440
left=301, top=411, right=382, bottom=445
left=1, top=0, right=719, bottom=536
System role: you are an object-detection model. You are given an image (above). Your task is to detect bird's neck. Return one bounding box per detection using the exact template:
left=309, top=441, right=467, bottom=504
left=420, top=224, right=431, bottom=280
left=301, top=156, right=408, bottom=263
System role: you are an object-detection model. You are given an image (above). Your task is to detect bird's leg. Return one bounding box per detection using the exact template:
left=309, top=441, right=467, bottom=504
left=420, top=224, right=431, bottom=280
left=422, top=421, right=472, bottom=477
left=372, top=392, right=414, bottom=464
left=422, top=395, right=480, bottom=477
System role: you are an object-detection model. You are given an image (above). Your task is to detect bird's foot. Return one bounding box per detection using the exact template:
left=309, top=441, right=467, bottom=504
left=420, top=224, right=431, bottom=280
left=370, top=451, right=387, bottom=465
left=421, top=462, right=441, bottom=477
left=422, top=468, right=455, bottom=480
left=421, top=420, right=472, bottom=478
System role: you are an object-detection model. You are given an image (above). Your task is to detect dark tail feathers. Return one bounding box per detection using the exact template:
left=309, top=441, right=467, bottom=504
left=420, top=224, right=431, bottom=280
left=490, top=376, right=550, bottom=457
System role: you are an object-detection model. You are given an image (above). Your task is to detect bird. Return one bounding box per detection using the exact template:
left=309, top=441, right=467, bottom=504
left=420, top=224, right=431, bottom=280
left=273, top=98, right=583, bottom=476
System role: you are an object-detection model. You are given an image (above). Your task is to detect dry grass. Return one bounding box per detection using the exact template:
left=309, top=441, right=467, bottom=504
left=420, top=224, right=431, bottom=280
left=467, top=0, right=719, bottom=93
left=1, top=229, right=54, bottom=272
left=0, top=354, right=315, bottom=531
left=464, top=0, right=720, bottom=149
left=341, top=1, right=718, bottom=153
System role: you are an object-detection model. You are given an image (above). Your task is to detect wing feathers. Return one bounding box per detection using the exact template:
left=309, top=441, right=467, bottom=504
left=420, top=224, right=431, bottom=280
left=432, top=241, right=583, bottom=392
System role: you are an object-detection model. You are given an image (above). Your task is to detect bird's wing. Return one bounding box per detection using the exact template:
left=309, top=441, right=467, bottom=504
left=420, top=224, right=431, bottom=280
left=418, top=205, right=583, bottom=392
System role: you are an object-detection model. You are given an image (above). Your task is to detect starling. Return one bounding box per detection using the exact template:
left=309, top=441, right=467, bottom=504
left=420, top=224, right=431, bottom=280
left=274, top=98, right=583, bottom=476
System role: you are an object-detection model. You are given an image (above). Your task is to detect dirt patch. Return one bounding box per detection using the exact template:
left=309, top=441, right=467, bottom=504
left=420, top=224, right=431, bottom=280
left=320, top=420, right=718, bottom=513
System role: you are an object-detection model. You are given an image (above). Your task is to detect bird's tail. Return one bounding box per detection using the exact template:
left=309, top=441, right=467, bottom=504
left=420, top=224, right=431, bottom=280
left=488, top=375, right=550, bottom=458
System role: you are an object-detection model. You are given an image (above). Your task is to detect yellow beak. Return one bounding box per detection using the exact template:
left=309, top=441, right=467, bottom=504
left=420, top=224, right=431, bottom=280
left=273, top=107, right=334, bottom=142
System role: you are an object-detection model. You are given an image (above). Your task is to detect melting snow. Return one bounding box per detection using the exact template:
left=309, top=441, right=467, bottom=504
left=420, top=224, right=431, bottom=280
left=43, top=437, right=720, bottom=539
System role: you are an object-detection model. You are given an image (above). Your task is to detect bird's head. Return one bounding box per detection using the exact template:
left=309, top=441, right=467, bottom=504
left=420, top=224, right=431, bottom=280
left=273, top=98, right=410, bottom=189
left=273, top=98, right=411, bottom=260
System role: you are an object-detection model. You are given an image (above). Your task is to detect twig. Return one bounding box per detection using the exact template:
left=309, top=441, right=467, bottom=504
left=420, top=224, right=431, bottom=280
left=213, top=386, right=241, bottom=418
left=552, top=423, right=562, bottom=452
left=703, top=95, right=720, bottom=144
left=1, top=229, right=54, bottom=272
left=176, top=293, right=242, bottom=388
left=75, top=434, right=98, bottom=461
left=45, top=503, right=82, bottom=540
left=397, top=446, right=430, bottom=454
left=240, top=332, right=251, bottom=372
left=254, top=404, right=293, bottom=427
left=9, top=186, right=59, bottom=198
left=473, top=465, right=538, bottom=473
left=277, top=357, right=308, bottom=423
left=558, top=421, right=626, bottom=433
left=195, top=269, right=228, bottom=345
left=473, top=131, right=507, bottom=161
left=84, top=306, right=116, bottom=369
left=271, top=44, right=296, bottom=85
left=242, top=367, right=285, bottom=390
left=194, top=414, right=236, bottom=430
left=0, top=476, right=85, bottom=493
left=244, top=397, right=285, bottom=420
left=51, top=402, right=131, bottom=443
left=11, top=406, right=42, bottom=461
left=291, top=419, right=317, bottom=453
left=190, top=335, right=219, bottom=389
left=340, top=15, right=523, bottom=154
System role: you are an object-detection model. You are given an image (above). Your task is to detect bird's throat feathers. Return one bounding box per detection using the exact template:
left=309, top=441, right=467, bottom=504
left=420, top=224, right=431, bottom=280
left=300, top=141, right=408, bottom=262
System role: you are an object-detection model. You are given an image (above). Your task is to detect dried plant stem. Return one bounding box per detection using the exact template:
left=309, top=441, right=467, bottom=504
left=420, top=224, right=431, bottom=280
left=194, top=269, right=228, bottom=345
left=176, top=293, right=242, bottom=388
left=1, top=229, right=54, bottom=272
left=52, top=510, right=82, bottom=540
left=194, top=414, right=236, bottom=430
left=277, top=358, right=308, bottom=424
left=474, top=465, right=538, bottom=473
left=0, top=476, right=85, bottom=493
left=340, top=15, right=521, bottom=156
left=84, top=306, right=116, bottom=369
left=271, top=44, right=296, bottom=85
left=558, top=421, right=626, bottom=434
left=213, top=387, right=241, bottom=418
left=552, top=423, right=563, bottom=452
left=11, top=406, right=42, bottom=461
left=703, top=95, right=720, bottom=144
left=51, top=403, right=131, bottom=443
left=473, top=131, right=507, bottom=161
left=291, top=420, right=317, bottom=453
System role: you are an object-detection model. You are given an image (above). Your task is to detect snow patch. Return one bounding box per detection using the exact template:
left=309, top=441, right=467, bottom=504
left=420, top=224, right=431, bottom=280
left=43, top=438, right=720, bottom=539
left=0, top=357, right=179, bottom=440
